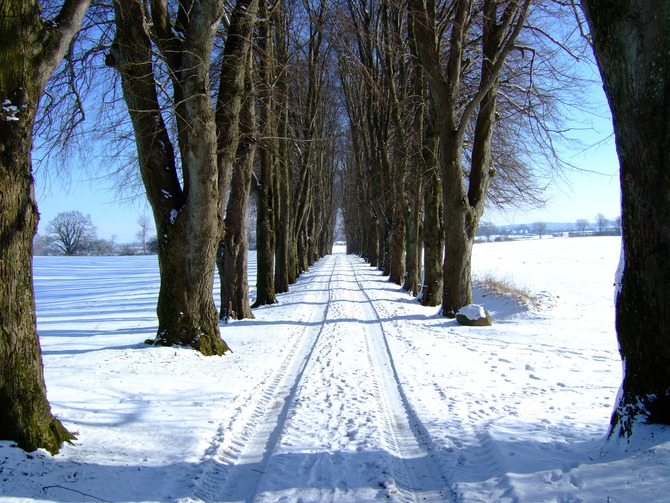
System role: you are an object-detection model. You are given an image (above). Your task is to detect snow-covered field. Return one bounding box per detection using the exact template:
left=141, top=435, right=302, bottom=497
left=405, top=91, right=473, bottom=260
left=2, top=236, right=670, bottom=502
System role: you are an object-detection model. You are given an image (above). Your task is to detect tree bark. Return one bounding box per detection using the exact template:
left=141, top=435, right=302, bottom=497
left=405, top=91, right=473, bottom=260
left=110, top=0, right=254, bottom=355
left=216, top=0, right=259, bottom=209
left=420, top=101, right=443, bottom=306
left=273, top=4, right=293, bottom=293
left=253, top=0, right=278, bottom=307
left=582, top=0, right=670, bottom=437
left=389, top=218, right=406, bottom=284
left=274, top=109, right=293, bottom=292
left=215, top=0, right=259, bottom=319
left=421, top=167, right=443, bottom=306
left=402, top=167, right=422, bottom=294
left=0, top=0, right=90, bottom=454
left=219, top=62, right=256, bottom=321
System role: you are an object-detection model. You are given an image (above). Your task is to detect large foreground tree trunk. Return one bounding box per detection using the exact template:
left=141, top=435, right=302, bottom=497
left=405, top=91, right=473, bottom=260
left=582, top=0, right=670, bottom=437
left=0, top=0, right=90, bottom=454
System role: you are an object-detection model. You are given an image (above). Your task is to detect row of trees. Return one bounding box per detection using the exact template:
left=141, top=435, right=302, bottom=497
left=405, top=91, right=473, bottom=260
left=1, top=0, right=669, bottom=454
left=107, top=0, right=339, bottom=333
left=574, top=214, right=621, bottom=236
left=339, top=0, right=578, bottom=311
left=1, top=0, right=340, bottom=453
left=478, top=214, right=622, bottom=241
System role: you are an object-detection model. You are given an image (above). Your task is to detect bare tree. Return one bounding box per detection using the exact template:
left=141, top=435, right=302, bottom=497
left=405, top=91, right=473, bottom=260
left=0, top=0, right=90, bottom=454
left=218, top=57, right=257, bottom=321
left=410, top=0, right=532, bottom=316
left=47, top=210, right=96, bottom=255
left=532, top=221, right=548, bottom=239
left=595, top=213, right=608, bottom=234
left=88, top=237, right=115, bottom=256
left=252, top=0, right=278, bottom=307
left=108, top=0, right=257, bottom=355
left=136, top=214, right=151, bottom=254
left=575, top=218, right=590, bottom=236
left=582, top=0, right=670, bottom=437
left=480, top=221, right=498, bottom=242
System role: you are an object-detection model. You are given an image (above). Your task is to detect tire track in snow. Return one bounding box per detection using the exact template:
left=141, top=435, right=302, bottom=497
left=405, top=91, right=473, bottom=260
left=354, top=260, right=526, bottom=503
left=348, top=256, right=457, bottom=502
left=183, top=256, right=338, bottom=503
left=186, top=253, right=454, bottom=502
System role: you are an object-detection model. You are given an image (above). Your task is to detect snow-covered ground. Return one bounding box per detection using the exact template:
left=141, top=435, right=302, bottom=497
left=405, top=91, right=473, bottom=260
left=2, top=236, right=670, bottom=502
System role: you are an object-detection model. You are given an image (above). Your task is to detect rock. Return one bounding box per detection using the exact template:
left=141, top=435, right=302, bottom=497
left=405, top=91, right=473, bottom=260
left=456, top=304, right=493, bottom=327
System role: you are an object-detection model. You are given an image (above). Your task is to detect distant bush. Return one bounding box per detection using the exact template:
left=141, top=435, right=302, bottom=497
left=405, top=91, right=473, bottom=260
left=117, top=245, right=137, bottom=256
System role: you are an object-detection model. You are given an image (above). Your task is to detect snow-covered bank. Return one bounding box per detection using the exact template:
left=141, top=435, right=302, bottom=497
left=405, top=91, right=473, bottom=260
left=2, top=236, right=670, bottom=502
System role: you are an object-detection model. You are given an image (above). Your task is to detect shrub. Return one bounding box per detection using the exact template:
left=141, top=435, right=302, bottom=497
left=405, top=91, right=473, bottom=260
left=475, top=273, right=540, bottom=308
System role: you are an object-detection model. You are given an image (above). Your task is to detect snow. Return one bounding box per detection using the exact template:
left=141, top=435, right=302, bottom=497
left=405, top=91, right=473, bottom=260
left=2, top=236, right=670, bottom=502
left=456, top=304, right=488, bottom=321
left=2, top=99, right=21, bottom=121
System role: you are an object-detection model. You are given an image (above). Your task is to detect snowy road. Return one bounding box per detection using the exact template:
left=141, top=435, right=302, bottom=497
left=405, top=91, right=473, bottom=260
left=191, top=254, right=452, bottom=502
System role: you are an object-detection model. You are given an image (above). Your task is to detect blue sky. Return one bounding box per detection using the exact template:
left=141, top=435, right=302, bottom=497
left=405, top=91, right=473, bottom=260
left=35, top=173, right=151, bottom=244
left=490, top=104, right=620, bottom=229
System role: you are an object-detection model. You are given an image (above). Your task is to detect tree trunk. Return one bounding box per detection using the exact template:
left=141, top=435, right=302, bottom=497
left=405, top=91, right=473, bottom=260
left=421, top=172, right=443, bottom=306
left=389, top=217, right=406, bottom=285
left=155, top=226, right=226, bottom=355
left=219, top=69, right=256, bottom=321
left=215, top=0, right=259, bottom=318
left=216, top=0, right=259, bottom=209
left=0, top=111, right=74, bottom=455
left=404, top=193, right=423, bottom=296
left=582, top=0, right=670, bottom=437
left=252, top=0, right=278, bottom=308
left=307, top=205, right=318, bottom=266
left=410, top=0, right=529, bottom=317
left=420, top=105, right=443, bottom=307
left=273, top=6, right=293, bottom=293
left=297, top=228, right=310, bottom=273
left=254, top=165, right=277, bottom=306
left=376, top=211, right=389, bottom=274
left=274, top=108, right=296, bottom=289
left=110, top=0, right=243, bottom=355
left=368, top=219, right=380, bottom=268
left=402, top=94, right=424, bottom=295
left=440, top=0, right=506, bottom=316
left=0, top=0, right=90, bottom=454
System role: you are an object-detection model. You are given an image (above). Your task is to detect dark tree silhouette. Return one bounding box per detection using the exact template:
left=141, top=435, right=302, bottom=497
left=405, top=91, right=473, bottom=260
left=582, top=0, right=670, bottom=437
